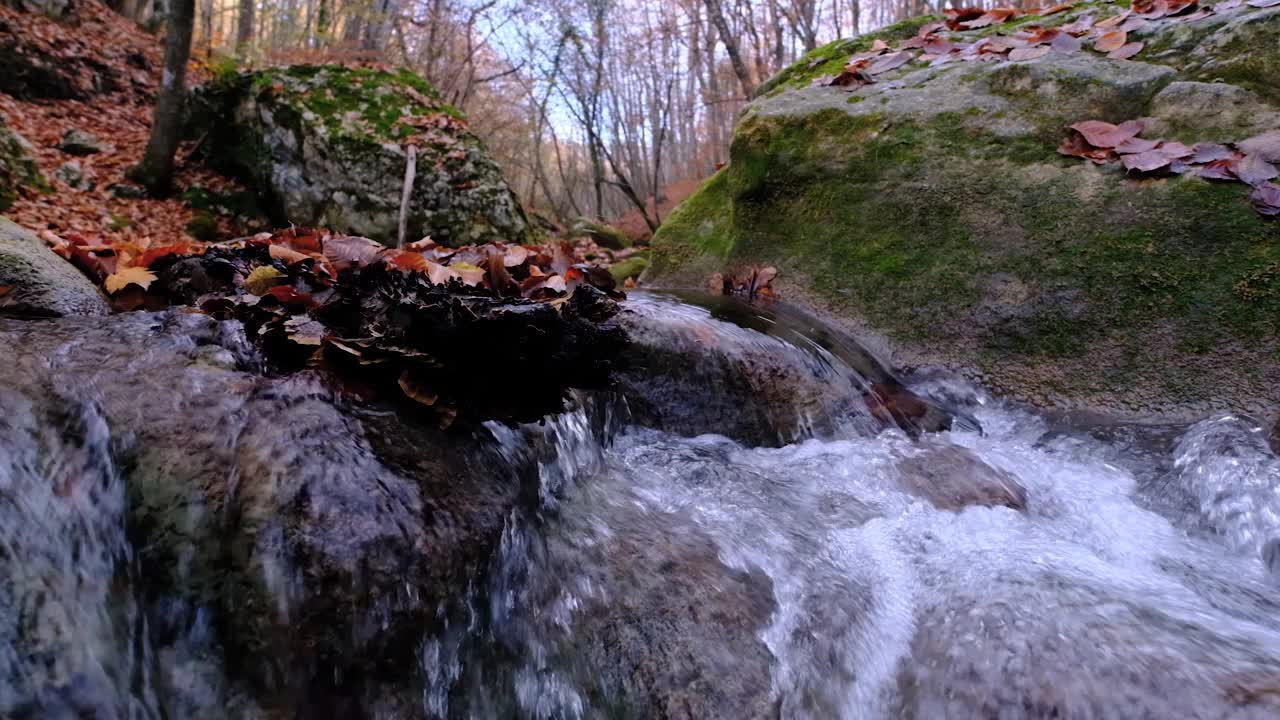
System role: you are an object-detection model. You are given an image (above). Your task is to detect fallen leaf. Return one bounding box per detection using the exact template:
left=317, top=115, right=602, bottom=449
left=1115, top=136, right=1160, bottom=154
left=961, top=8, right=1020, bottom=28
left=1246, top=0, right=1278, bottom=7
left=265, top=285, right=317, bottom=309
left=1009, top=46, right=1052, bottom=61
left=1094, top=30, right=1128, bottom=53
left=1235, top=154, right=1280, bottom=187
left=269, top=244, right=312, bottom=265
left=1069, top=119, right=1144, bottom=148
left=1096, top=12, right=1131, bottom=27
left=1199, top=159, right=1240, bottom=181
left=1058, top=133, right=1116, bottom=163
left=451, top=262, right=485, bottom=286
left=1051, top=32, right=1084, bottom=52
left=1061, top=14, right=1097, bottom=34
left=137, top=241, right=195, bottom=268
left=945, top=7, right=986, bottom=29
left=103, top=266, right=158, bottom=294
left=1121, top=149, right=1172, bottom=173
left=244, top=266, right=286, bottom=295
left=1042, top=3, right=1075, bottom=14
left=1175, top=8, right=1212, bottom=21
left=323, top=235, right=385, bottom=269
left=1106, top=41, right=1144, bottom=59
left=867, top=51, right=915, bottom=74
left=1190, top=142, right=1235, bottom=164
left=398, top=369, right=438, bottom=406
left=1251, top=183, right=1280, bottom=216
left=1157, top=141, right=1195, bottom=160
left=923, top=36, right=954, bottom=55
left=870, top=38, right=890, bottom=52
left=504, top=245, right=530, bottom=267
left=1240, top=131, right=1280, bottom=163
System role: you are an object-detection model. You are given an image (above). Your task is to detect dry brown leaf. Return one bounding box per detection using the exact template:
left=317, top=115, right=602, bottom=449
left=451, top=262, right=485, bottom=286
left=1106, top=41, right=1144, bottom=59
left=1069, top=119, right=1144, bottom=148
left=504, top=245, right=530, bottom=267
left=103, top=266, right=157, bottom=294
left=269, top=244, right=312, bottom=265
left=1051, top=32, right=1084, bottom=52
left=961, top=8, right=1020, bottom=28
left=867, top=51, right=915, bottom=74
left=1198, top=159, right=1240, bottom=181
left=1094, top=30, right=1128, bottom=53
left=1042, top=3, right=1075, bottom=14
left=1251, top=183, right=1280, bottom=216
left=1190, top=143, right=1235, bottom=164
left=1009, top=46, right=1052, bottom=61
left=1115, top=136, right=1160, bottom=154
left=1235, top=154, right=1280, bottom=187
left=1120, top=149, right=1172, bottom=173
left=323, top=235, right=385, bottom=269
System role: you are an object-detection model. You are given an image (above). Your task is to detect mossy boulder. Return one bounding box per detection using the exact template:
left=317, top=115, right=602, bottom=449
left=651, top=3, right=1280, bottom=418
left=0, top=117, right=44, bottom=211
left=570, top=217, right=631, bottom=249
left=192, top=65, right=529, bottom=247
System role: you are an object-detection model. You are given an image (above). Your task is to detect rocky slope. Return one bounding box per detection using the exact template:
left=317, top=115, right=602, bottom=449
left=193, top=65, right=530, bottom=247
left=650, top=2, right=1280, bottom=420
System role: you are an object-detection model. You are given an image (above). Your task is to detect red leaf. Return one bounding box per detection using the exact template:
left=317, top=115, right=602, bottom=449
left=1198, top=159, right=1240, bottom=181
left=136, top=241, right=195, bottom=268
left=1190, top=142, right=1234, bottom=164
left=1120, top=150, right=1172, bottom=173
left=1156, top=141, right=1195, bottom=160
left=1094, top=30, right=1128, bottom=53
left=1106, top=41, right=1144, bottom=59
left=1250, top=183, right=1280, bottom=216
left=1115, top=137, right=1160, bottom=154
left=1235, top=154, right=1280, bottom=187
left=265, top=285, right=318, bottom=309
left=866, top=51, right=915, bottom=74
left=1068, top=119, right=1143, bottom=148
left=1058, top=133, right=1116, bottom=164
left=960, top=8, right=1020, bottom=28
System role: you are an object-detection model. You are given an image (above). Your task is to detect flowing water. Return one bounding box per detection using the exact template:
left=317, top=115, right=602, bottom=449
left=3, top=294, right=1280, bottom=718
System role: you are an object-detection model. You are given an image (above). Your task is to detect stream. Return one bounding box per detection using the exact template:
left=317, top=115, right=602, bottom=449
left=3, top=292, right=1280, bottom=718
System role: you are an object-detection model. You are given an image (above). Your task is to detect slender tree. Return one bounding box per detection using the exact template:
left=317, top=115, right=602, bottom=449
left=237, top=0, right=256, bottom=54
left=129, top=0, right=196, bottom=196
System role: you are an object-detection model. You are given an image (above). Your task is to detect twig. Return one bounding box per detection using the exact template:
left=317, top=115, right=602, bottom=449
left=397, top=144, right=417, bottom=249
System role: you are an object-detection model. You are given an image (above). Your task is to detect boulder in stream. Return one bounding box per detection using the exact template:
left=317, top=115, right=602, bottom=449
left=192, top=65, right=530, bottom=247
left=0, top=217, right=108, bottom=316
left=650, top=5, right=1280, bottom=420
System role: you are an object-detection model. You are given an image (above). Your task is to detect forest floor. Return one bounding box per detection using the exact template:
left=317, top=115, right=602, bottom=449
left=0, top=1, right=244, bottom=248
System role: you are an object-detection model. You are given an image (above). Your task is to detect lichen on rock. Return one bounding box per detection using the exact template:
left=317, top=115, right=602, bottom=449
left=650, top=3, right=1280, bottom=418
left=192, top=65, right=530, bottom=247
left=0, top=116, right=45, bottom=211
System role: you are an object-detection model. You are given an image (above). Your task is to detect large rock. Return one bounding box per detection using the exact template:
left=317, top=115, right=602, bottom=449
left=650, top=6, right=1280, bottom=419
left=194, top=65, right=530, bottom=247
left=0, top=217, right=108, bottom=316
left=0, top=311, right=527, bottom=717
left=0, top=117, right=44, bottom=211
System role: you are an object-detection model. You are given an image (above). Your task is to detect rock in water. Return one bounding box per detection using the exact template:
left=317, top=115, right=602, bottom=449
left=192, top=65, right=530, bottom=247
left=649, top=6, right=1280, bottom=420
left=0, top=116, right=44, bottom=210
left=0, top=217, right=108, bottom=316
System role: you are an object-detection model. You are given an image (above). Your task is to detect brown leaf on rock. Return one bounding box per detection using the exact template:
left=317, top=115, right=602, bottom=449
left=1069, top=119, right=1144, bottom=148
left=944, top=7, right=986, bottom=29
left=323, top=235, right=385, bottom=270
left=103, top=266, right=157, bottom=294
left=1121, top=150, right=1173, bottom=173
left=1009, top=46, right=1052, bottom=61
left=1251, top=183, right=1280, bottom=216
left=1051, top=32, right=1084, bottom=52
left=504, top=245, right=530, bottom=267
left=1094, top=30, right=1128, bottom=52
left=1107, top=41, right=1145, bottom=59
left=961, top=8, right=1020, bottom=28
left=1058, top=133, right=1116, bottom=163
left=1043, top=3, right=1075, bottom=14
left=1235, top=154, right=1280, bottom=187
left=867, top=51, right=915, bottom=74
left=1096, top=12, right=1131, bottom=27
left=923, top=36, right=954, bottom=55
left=1165, top=0, right=1199, bottom=14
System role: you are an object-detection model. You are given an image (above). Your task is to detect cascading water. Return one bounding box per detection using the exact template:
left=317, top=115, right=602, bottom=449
left=3, top=294, right=1280, bottom=718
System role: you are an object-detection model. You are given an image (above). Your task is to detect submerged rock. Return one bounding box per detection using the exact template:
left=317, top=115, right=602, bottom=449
left=0, top=217, right=108, bottom=316
left=894, top=443, right=1027, bottom=511
left=650, top=6, right=1280, bottom=419
left=0, top=311, right=526, bottom=717
left=192, top=65, right=530, bottom=247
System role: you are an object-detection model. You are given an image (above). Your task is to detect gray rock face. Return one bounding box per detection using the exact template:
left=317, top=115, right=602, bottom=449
left=195, top=65, right=530, bottom=247
left=0, top=310, right=525, bottom=717
left=0, top=217, right=108, bottom=317
left=0, top=117, right=43, bottom=211
left=57, top=128, right=104, bottom=156
left=53, top=160, right=92, bottom=190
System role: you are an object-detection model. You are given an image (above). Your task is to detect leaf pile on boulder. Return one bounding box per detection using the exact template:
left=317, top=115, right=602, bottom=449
left=1059, top=122, right=1280, bottom=216
left=813, top=0, right=1260, bottom=89
left=42, top=227, right=629, bottom=426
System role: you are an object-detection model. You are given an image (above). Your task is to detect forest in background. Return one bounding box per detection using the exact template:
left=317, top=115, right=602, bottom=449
left=105, top=0, right=1021, bottom=231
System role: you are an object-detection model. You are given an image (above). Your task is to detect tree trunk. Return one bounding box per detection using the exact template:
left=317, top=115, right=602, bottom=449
left=236, top=0, right=254, bottom=54
left=702, top=0, right=755, bottom=98
left=129, top=0, right=195, bottom=197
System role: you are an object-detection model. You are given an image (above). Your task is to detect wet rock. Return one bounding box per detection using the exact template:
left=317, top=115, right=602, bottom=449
left=0, top=311, right=526, bottom=717
left=0, top=217, right=109, bottom=317
left=570, top=217, right=631, bottom=250
left=108, top=182, right=146, bottom=199
left=0, top=116, right=44, bottom=210
left=192, top=65, right=529, bottom=246
left=57, top=128, right=104, bottom=156
left=894, top=443, right=1027, bottom=511
left=53, top=160, right=92, bottom=190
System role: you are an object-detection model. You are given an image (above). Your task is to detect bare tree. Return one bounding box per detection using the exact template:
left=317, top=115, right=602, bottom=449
left=129, top=0, right=196, bottom=196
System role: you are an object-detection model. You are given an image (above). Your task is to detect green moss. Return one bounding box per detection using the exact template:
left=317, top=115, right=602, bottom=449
left=571, top=218, right=631, bottom=249
left=608, top=254, right=650, bottom=284
left=107, top=214, right=132, bottom=231
left=649, top=169, right=734, bottom=280
left=186, top=212, right=221, bottom=242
